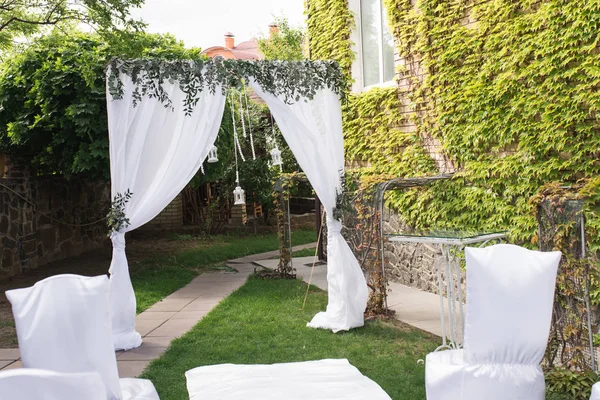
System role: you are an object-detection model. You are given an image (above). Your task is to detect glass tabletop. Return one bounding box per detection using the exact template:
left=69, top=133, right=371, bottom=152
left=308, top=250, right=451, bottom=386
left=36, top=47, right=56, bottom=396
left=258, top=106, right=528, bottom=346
left=385, top=230, right=508, bottom=245
left=385, top=230, right=507, bottom=240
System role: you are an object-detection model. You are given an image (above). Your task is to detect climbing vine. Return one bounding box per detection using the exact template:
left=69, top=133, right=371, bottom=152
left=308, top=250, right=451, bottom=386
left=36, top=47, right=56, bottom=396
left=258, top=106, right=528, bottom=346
left=309, top=0, right=600, bottom=245
left=305, top=0, right=355, bottom=76
left=307, top=0, right=600, bottom=345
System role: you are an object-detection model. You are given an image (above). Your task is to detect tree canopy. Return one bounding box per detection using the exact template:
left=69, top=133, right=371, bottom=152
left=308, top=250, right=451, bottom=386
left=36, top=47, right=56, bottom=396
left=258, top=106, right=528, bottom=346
left=0, top=0, right=145, bottom=50
left=257, top=16, right=305, bottom=61
left=0, top=30, right=203, bottom=178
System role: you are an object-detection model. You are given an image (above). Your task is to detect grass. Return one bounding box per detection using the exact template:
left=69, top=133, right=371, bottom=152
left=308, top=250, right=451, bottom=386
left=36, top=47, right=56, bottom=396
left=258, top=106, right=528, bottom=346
left=131, top=230, right=317, bottom=313
left=141, top=277, right=438, bottom=399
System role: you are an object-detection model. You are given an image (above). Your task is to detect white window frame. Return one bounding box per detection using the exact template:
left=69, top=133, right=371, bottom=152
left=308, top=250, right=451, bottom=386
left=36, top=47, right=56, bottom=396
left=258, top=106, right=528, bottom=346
left=349, top=0, right=396, bottom=93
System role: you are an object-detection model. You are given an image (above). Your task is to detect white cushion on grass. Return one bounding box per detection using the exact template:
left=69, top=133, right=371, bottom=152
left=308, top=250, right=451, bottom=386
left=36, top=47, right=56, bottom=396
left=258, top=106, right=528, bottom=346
left=6, top=274, right=122, bottom=399
left=0, top=368, right=107, bottom=400
left=185, top=359, right=391, bottom=399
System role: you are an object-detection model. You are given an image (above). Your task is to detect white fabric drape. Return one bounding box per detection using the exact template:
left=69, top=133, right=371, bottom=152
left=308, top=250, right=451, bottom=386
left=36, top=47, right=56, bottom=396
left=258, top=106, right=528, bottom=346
left=249, top=80, right=368, bottom=332
left=107, top=70, right=226, bottom=350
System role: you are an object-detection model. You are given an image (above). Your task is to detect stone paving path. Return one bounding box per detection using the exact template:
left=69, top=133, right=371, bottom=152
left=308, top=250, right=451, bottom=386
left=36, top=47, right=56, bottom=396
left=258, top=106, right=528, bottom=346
left=0, top=243, right=317, bottom=377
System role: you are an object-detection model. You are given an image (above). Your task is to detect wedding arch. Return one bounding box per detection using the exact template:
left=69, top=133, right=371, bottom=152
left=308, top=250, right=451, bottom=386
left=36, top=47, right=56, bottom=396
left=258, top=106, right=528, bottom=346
left=105, top=58, right=369, bottom=350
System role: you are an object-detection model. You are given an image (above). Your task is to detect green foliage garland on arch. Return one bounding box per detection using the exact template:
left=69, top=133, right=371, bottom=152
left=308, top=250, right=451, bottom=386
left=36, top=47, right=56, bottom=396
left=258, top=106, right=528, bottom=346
left=106, top=58, right=349, bottom=113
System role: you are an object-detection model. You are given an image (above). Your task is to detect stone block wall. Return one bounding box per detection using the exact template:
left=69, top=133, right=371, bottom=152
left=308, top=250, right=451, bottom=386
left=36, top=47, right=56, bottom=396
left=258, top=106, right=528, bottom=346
left=0, top=156, right=109, bottom=280
left=382, top=209, right=466, bottom=295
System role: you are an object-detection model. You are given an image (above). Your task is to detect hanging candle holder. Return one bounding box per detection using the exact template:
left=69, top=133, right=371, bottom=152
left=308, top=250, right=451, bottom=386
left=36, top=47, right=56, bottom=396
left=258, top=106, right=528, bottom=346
left=270, top=147, right=283, bottom=168
left=233, top=185, right=246, bottom=205
left=207, top=145, right=219, bottom=163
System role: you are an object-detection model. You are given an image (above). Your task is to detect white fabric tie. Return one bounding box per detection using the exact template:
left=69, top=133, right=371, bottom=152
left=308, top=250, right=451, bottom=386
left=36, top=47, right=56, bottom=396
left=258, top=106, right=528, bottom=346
left=327, top=218, right=342, bottom=237
left=110, top=232, right=126, bottom=251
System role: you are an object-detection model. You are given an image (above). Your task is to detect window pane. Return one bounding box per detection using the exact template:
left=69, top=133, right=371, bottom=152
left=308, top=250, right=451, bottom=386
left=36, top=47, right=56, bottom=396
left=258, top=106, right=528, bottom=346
left=360, top=0, right=381, bottom=87
left=381, top=3, right=395, bottom=82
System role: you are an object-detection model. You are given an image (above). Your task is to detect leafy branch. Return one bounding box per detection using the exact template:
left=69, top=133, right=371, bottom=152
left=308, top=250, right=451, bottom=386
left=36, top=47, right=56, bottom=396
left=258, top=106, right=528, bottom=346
left=107, top=189, right=132, bottom=233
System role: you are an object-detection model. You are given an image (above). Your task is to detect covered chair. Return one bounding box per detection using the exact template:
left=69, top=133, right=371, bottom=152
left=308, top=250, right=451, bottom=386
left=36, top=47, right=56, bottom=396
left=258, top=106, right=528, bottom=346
left=425, top=244, right=561, bottom=400
left=0, top=368, right=107, bottom=400
left=590, top=382, right=600, bottom=400
left=6, top=274, right=159, bottom=400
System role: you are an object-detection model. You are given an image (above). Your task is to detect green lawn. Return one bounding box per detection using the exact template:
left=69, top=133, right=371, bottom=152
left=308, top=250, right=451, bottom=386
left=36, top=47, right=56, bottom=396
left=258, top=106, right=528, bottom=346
left=141, top=277, right=438, bottom=399
left=132, top=230, right=317, bottom=313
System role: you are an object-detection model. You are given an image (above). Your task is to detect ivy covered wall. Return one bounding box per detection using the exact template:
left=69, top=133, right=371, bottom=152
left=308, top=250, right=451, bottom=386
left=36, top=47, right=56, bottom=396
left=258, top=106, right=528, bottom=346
left=307, top=0, right=600, bottom=245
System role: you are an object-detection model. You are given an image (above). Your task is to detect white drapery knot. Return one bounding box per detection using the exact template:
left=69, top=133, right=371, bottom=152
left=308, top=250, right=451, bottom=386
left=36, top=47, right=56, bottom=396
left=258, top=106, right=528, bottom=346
left=110, top=232, right=126, bottom=251
left=327, top=218, right=342, bottom=237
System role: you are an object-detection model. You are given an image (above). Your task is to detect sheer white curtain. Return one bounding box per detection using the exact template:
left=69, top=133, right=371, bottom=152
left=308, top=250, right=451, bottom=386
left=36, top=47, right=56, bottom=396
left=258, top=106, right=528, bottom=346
left=106, top=70, right=226, bottom=350
left=249, top=80, right=368, bottom=332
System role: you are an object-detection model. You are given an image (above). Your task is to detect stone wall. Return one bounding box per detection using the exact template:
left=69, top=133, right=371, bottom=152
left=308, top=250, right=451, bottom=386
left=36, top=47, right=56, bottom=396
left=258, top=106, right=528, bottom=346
left=382, top=209, right=466, bottom=295
left=0, top=156, right=109, bottom=280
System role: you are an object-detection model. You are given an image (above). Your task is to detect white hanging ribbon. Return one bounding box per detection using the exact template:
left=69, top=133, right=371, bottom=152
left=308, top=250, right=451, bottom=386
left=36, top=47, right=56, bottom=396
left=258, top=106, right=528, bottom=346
left=230, top=93, right=246, bottom=163
left=242, top=84, right=257, bottom=160
left=238, top=91, right=247, bottom=139
left=230, top=96, right=242, bottom=183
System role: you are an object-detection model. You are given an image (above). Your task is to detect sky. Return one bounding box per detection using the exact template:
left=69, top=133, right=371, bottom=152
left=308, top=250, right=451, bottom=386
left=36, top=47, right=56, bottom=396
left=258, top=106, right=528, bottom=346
left=131, top=0, right=306, bottom=50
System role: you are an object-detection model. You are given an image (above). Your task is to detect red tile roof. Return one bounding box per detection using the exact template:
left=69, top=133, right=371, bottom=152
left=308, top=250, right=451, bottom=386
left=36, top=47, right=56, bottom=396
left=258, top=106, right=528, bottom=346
left=202, top=39, right=263, bottom=61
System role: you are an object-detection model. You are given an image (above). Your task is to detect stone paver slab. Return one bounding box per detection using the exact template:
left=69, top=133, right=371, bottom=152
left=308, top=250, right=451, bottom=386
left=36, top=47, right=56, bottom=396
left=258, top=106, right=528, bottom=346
left=136, top=311, right=177, bottom=320
left=145, top=298, right=194, bottom=312
left=181, top=299, right=220, bottom=312
left=118, top=346, right=167, bottom=361
left=136, top=319, right=167, bottom=337
left=147, top=318, right=198, bottom=338
left=0, top=349, right=20, bottom=361
left=0, top=360, right=13, bottom=370
left=171, top=310, right=208, bottom=320
left=141, top=336, right=176, bottom=347
left=117, top=360, right=149, bottom=378
left=0, top=360, right=22, bottom=370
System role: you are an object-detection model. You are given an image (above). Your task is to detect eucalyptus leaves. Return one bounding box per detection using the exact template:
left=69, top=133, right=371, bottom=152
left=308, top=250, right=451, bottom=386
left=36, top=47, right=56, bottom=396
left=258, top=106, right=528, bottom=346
left=107, top=58, right=348, bottom=114
left=107, top=190, right=132, bottom=233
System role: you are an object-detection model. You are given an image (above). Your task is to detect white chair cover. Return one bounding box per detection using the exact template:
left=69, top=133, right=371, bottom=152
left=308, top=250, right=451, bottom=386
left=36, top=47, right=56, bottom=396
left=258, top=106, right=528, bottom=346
left=6, top=274, right=160, bottom=400
left=6, top=275, right=122, bottom=399
left=185, top=359, right=391, bottom=400
left=0, top=368, right=107, bottom=400
left=591, top=382, right=600, bottom=400
left=425, top=244, right=561, bottom=400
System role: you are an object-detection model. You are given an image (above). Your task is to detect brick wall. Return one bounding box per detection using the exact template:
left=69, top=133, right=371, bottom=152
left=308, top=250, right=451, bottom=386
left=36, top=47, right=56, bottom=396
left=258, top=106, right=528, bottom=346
left=0, top=156, right=109, bottom=280
left=230, top=203, right=247, bottom=226
left=145, top=193, right=184, bottom=229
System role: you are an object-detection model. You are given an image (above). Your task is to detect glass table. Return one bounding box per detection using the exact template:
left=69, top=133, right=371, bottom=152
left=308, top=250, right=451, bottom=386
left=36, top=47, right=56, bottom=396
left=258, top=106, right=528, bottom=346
left=386, top=231, right=507, bottom=350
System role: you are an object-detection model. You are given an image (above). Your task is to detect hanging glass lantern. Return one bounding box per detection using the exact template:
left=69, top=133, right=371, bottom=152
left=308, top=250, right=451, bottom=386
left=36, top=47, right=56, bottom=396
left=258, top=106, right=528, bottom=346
left=233, top=185, right=246, bottom=205
left=270, top=147, right=282, bottom=167
left=207, top=145, right=219, bottom=163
